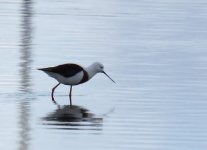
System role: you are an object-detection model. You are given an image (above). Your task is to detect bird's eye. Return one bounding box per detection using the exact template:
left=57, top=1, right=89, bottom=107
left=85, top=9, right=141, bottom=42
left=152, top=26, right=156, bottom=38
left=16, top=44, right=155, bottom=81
left=100, top=66, right=103, bottom=69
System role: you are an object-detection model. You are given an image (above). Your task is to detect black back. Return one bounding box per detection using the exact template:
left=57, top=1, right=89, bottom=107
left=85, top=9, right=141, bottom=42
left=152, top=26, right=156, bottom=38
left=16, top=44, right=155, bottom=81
left=39, top=64, right=84, bottom=78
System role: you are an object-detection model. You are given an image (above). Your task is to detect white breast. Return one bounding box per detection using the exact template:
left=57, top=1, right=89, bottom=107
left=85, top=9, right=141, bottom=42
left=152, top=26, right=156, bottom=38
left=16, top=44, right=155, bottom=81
left=45, top=71, right=84, bottom=85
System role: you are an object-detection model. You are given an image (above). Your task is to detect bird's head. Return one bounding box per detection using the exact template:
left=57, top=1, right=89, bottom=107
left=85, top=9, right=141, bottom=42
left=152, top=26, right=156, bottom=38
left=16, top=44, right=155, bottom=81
left=92, top=62, right=104, bottom=73
left=92, top=62, right=115, bottom=83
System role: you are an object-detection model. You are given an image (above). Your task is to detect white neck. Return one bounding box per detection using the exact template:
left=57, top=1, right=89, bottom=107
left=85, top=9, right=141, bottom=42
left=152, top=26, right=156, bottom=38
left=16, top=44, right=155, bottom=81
left=85, top=64, right=98, bottom=80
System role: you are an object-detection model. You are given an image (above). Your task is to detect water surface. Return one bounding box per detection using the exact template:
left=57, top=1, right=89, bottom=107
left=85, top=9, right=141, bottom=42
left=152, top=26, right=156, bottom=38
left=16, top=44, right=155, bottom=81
left=1, top=0, right=207, bottom=150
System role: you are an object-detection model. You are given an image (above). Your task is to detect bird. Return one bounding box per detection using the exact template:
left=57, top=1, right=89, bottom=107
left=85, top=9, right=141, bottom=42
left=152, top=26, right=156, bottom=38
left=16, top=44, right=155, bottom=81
left=38, top=62, right=115, bottom=105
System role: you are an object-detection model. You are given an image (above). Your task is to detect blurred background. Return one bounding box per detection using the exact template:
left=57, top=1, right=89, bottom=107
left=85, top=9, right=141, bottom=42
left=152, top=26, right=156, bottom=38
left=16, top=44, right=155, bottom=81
left=1, top=0, right=207, bottom=150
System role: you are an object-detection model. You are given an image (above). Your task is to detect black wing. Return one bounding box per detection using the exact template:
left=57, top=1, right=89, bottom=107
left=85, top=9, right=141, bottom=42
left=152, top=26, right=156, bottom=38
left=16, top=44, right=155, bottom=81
left=38, top=64, right=84, bottom=78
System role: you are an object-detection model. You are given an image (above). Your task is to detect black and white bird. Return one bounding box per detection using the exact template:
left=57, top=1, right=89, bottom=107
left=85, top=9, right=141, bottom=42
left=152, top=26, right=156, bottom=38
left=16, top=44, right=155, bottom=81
left=38, top=62, right=115, bottom=105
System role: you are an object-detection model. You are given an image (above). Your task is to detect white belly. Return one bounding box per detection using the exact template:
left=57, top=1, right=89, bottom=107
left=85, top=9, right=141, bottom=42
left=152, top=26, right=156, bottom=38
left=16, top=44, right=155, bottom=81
left=45, top=71, right=84, bottom=85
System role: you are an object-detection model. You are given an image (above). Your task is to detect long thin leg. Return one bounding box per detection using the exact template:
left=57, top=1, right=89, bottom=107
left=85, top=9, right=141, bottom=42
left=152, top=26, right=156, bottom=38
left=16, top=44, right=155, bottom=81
left=51, top=83, right=61, bottom=103
left=69, top=85, right=72, bottom=106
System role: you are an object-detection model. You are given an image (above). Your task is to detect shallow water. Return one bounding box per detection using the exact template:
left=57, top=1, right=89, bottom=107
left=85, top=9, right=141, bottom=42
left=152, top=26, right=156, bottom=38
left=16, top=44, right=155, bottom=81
left=1, top=0, right=207, bottom=150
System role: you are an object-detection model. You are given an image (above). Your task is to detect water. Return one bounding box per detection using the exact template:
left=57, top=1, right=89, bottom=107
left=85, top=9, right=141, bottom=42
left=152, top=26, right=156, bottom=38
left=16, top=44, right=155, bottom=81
left=1, top=0, right=207, bottom=150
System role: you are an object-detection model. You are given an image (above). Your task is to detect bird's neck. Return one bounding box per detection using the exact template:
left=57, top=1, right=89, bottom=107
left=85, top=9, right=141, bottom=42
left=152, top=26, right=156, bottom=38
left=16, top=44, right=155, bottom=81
left=85, top=64, right=97, bottom=80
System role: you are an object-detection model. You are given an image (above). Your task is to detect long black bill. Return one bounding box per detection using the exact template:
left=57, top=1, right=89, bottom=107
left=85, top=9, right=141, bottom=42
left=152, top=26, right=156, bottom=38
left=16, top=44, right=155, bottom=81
left=103, top=71, right=116, bottom=83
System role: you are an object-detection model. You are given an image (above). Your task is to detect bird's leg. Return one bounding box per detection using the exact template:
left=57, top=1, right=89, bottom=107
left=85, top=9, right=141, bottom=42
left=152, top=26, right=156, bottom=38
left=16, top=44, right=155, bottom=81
left=51, top=83, right=61, bottom=104
left=69, top=85, right=72, bottom=106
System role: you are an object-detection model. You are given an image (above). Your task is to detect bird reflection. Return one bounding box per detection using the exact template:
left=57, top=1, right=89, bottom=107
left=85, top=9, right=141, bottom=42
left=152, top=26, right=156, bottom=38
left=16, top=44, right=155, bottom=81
left=43, top=105, right=103, bottom=130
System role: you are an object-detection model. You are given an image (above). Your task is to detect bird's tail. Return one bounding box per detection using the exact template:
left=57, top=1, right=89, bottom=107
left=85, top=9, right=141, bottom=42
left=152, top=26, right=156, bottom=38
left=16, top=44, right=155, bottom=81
left=37, top=68, right=47, bottom=71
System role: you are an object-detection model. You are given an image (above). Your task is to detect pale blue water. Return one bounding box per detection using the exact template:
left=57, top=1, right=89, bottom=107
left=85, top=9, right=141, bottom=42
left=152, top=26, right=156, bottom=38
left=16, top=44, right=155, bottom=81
left=1, top=0, right=207, bottom=150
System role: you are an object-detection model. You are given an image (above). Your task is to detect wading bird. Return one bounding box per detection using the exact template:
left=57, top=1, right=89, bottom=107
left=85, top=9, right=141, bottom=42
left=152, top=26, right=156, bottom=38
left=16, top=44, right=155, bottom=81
left=38, top=62, right=115, bottom=105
